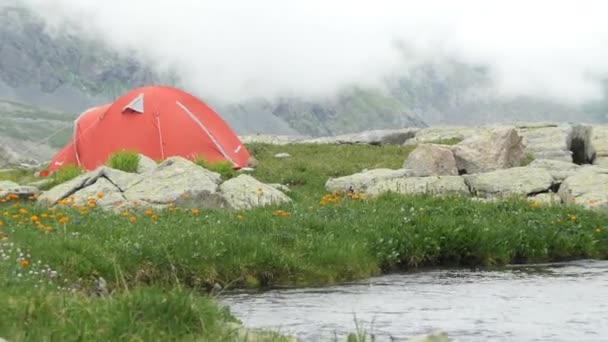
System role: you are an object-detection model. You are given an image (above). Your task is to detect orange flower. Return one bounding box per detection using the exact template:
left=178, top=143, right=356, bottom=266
left=58, top=217, right=69, bottom=224
left=0, top=220, right=3, bottom=227
left=96, top=193, right=104, bottom=199
left=145, top=209, right=153, bottom=216
left=129, top=216, right=137, bottom=223
left=191, top=209, right=199, bottom=215
left=182, top=193, right=190, bottom=200
left=30, top=215, right=39, bottom=223
left=122, top=211, right=130, bottom=217
left=41, top=213, right=48, bottom=218
left=20, top=259, right=29, bottom=267
left=19, top=208, right=27, bottom=215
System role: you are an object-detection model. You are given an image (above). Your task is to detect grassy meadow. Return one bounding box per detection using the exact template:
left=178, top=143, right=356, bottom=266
left=1, top=142, right=607, bottom=341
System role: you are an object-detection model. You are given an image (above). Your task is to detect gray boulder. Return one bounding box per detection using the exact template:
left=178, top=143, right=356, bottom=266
left=592, top=125, right=608, bottom=167
left=325, top=168, right=413, bottom=193
left=558, top=168, right=608, bottom=210
left=219, top=174, right=291, bottom=210
left=0, top=180, right=39, bottom=199
left=366, top=175, right=470, bottom=197
left=463, top=167, right=554, bottom=198
left=70, top=177, right=129, bottom=210
left=123, top=157, right=221, bottom=207
left=403, top=144, right=458, bottom=176
left=137, top=154, right=157, bottom=173
left=517, top=123, right=595, bottom=164
left=527, top=158, right=581, bottom=182
left=452, top=126, right=526, bottom=174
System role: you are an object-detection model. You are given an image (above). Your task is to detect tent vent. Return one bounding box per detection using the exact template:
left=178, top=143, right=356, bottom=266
left=122, top=93, right=144, bottom=114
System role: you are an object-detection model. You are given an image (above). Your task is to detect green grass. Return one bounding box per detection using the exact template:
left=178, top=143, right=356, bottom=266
left=0, top=142, right=607, bottom=341
left=106, top=150, right=140, bottom=173
left=194, top=156, right=237, bottom=180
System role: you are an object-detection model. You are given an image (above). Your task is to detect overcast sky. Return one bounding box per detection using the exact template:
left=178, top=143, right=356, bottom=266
left=18, top=0, right=608, bottom=104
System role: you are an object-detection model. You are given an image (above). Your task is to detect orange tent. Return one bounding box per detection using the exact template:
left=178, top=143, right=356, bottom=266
left=43, top=85, right=250, bottom=175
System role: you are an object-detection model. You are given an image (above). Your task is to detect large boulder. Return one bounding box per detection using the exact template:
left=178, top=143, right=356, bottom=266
left=516, top=123, right=595, bottom=164
left=463, top=167, right=554, bottom=198
left=123, top=157, right=221, bottom=207
left=451, top=126, right=526, bottom=174
left=366, top=175, right=470, bottom=197
left=591, top=125, right=608, bottom=167
left=0, top=180, right=39, bottom=199
left=558, top=168, right=608, bottom=210
left=325, top=168, right=413, bottom=193
left=70, top=177, right=129, bottom=210
left=527, top=159, right=581, bottom=182
left=219, top=174, right=291, bottom=210
left=403, top=144, right=458, bottom=176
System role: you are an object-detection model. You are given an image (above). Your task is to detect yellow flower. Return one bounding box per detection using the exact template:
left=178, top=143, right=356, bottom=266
left=19, top=208, right=27, bottom=215
left=20, top=259, right=29, bottom=267
left=2, top=211, right=8, bottom=216
left=122, top=211, right=130, bottom=217
left=41, top=213, right=48, bottom=218
left=237, top=214, right=244, bottom=220
left=0, top=220, right=3, bottom=227
left=191, top=209, right=199, bottom=215
left=58, top=217, right=69, bottom=224
left=530, top=201, right=539, bottom=208
left=151, top=214, right=158, bottom=221
left=596, top=228, right=603, bottom=234
left=568, top=214, right=577, bottom=221
left=182, top=193, right=190, bottom=200
left=145, top=209, right=153, bottom=216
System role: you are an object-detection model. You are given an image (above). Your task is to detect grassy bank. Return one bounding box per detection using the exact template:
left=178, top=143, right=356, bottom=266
left=1, top=143, right=607, bottom=340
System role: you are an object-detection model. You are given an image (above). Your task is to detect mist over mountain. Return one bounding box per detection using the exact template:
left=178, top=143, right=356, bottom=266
left=0, top=0, right=607, bottom=154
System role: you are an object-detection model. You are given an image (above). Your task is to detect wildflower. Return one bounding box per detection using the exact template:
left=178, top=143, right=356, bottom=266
left=30, top=215, right=39, bottom=223
left=44, top=226, right=53, bottom=232
left=530, top=201, right=539, bottom=208
left=122, top=211, right=130, bottom=217
left=20, top=259, right=29, bottom=268
left=145, top=209, right=153, bottom=216
left=19, top=208, right=27, bottom=215
left=273, top=210, right=291, bottom=217
left=182, top=193, right=190, bottom=200
left=237, top=214, right=244, bottom=220
left=596, top=228, right=603, bottom=234
left=88, top=202, right=96, bottom=209
left=0, top=220, right=3, bottom=227
left=12, top=214, right=19, bottom=220
left=41, top=213, right=48, bottom=218
left=568, top=214, right=577, bottom=221
left=96, top=193, right=104, bottom=199
left=129, top=216, right=137, bottom=223
left=58, top=217, right=69, bottom=224
left=151, top=214, right=158, bottom=221
left=2, top=211, right=7, bottom=216
left=191, top=209, right=199, bottom=215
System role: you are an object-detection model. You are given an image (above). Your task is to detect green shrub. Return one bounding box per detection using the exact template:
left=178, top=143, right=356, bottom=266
left=51, top=164, right=83, bottom=185
left=194, top=156, right=236, bottom=180
left=106, top=150, right=140, bottom=173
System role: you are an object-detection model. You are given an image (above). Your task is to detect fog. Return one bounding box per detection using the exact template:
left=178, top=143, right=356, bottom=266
left=18, top=0, right=608, bottom=105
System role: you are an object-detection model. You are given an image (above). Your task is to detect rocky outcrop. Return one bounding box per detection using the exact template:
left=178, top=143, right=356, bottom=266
left=591, top=125, right=608, bottom=167
left=325, top=168, right=413, bottom=193
left=403, top=144, right=458, bottom=176
left=0, top=180, right=39, bottom=199
left=463, top=167, right=554, bottom=198
left=219, top=175, right=291, bottom=210
left=558, top=167, right=608, bottom=210
left=516, top=123, right=596, bottom=164
left=527, top=159, right=581, bottom=181
left=366, top=175, right=470, bottom=197
left=37, top=157, right=290, bottom=211
left=136, top=154, right=157, bottom=173
left=452, top=126, right=526, bottom=174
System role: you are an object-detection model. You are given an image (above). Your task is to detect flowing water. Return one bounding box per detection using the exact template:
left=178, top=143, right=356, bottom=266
left=219, top=260, right=608, bottom=341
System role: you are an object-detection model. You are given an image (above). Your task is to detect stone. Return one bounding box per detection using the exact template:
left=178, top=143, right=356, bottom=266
left=274, top=152, right=291, bottom=159
left=70, top=177, right=129, bottom=210
left=325, top=168, right=413, bottom=193
left=403, top=143, right=458, bottom=176
left=0, top=180, right=39, bottom=199
left=404, top=126, right=477, bottom=146
left=527, top=159, right=581, bottom=182
left=123, top=156, right=221, bottom=206
left=366, top=175, right=470, bottom=197
left=591, top=125, right=608, bottom=166
left=528, top=192, right=561, bottom=206
left=137, top=154, right=157, bottom=173
left=452, top=126, right=526, bottom=174
left=304, top=128, right=420, bottom=145
left=463, top=167, right=554, bottom=198
left=558, top=168, right=608, bottom=210
left=219, top=174, right=291, bottom=210
left=517, top=123, right=596, bottom=164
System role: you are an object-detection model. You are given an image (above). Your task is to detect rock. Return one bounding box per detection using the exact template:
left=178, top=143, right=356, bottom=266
left=325, top=168, right=413, bottom=193
left=517, top=123, right=595, bottom=164
left=274, top=152, right=291, bottom=159
left=528, top=192, right=561, bottom=206
left=70, top=177, right=129, bottom=210
left=403, top=126, right=477, bottom=146
left=38, top=167, right=143, bottom=205
left=219, top=174, right=291, bottom=210
left=592, top=125, right=608, bottom=166
left=137, top=154, right=157, bottom=173
left=123, top=157, right=221, bottom=207
left=247, top=156, right=259, bottom=168
left=558, top=168, right=608, bottom=210
left=403, top=144, right=458, bottom=176
left=0, top=180, right=39, bottom=199
left=527, top=159, right=581, bottom=181
left=452, top=126, right=526, bottom=174
left=406, top=330, right=449, bottom=342
left=366, top=175, right=470, bottom=197
left=463, top=167, right=554, bottom=198
left=305, top=128, right=420, bottom=145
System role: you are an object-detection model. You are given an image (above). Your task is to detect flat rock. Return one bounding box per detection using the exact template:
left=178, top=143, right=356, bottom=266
left=452, top=126, right=526, bottom=174
left=123, top=156, right=221, bottom=206
left=305, top=128, right=420, bottom=145
left=517, top=123, right=595, bottom=164
left=403, top=126, right=477, bottom=145
left=558, top=168, right=608, bottom=210
left=527, top=159, right=581, bottom=181
left=366, top=175, right=470, bottom=197
left=325, top=168, right=413, bottom=193
left=219, top=174, right=291, bottom=210
left=403, top=144, right=458, bottom=176
left=463, top=167, right=554, bottom=198
left=70, top=177, right=129, bottom=210
left=0, top=180, right=39, bottom=199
